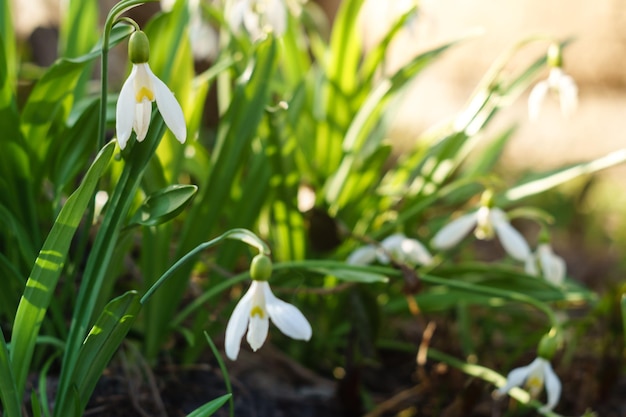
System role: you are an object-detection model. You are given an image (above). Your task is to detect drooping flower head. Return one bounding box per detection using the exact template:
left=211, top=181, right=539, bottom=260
left=497, top=332, right=562, bottom=412
left=525, top=233, right=566, bottom=285
left=115, top=30, right=186, bottom=149
left=160, top=0, right=219, bottom=61
left=431, top=191, right=531, bottom=262
left=225, top=0, right=287, bottom=40
left=498, top=357, right=562, bottom=412
left=528, top=43, right=578, bottom=121
left=347, top=233, right=433, bottom=267
left=225, top=254, right=312, bottom=360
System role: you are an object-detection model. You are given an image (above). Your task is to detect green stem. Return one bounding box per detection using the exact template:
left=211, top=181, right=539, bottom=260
left=420, top=272, right=559, bottom=328
left=140, top=228, right=270, bottom=305
left=54, top=116, right=166, bottom=417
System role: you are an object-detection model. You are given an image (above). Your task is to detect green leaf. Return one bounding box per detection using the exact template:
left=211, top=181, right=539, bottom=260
left=48, top=98, right=99, bottom=199
left=63, top=291, right=142, bottom=417
left=59, top=0, right=99, bottom=58
left=186, top=394, right=232, bottom=417
left=128, top=184, right=198, bottom=227
left=10, top=141, right=115, bottom=401
left=325, top=37, right=463, bottom=209
left=462, top=125, right=517, bottom=178
left=500, top=148, right=626, bottom=204
left=0, top=0, right=16, bottom=96
left=274, top=261, right=389, bottom=284
left=0, top=327, right=21, bottom=417
left=622, top=294, right=626, bottom=344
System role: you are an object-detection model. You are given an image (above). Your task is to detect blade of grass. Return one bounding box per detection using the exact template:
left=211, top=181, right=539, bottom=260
left=204, top=332, right=234, bottom=417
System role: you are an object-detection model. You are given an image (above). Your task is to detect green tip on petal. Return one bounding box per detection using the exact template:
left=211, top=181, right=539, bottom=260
left=250, top=254, right=272, bottom=281
left=547, top=43, right=562, bottom=68
left=129, top=30, right=150, bottom=64
left=538, top=227, right=551, bottom=244
left=537, top=331, right=559, bottom=360
left=479, top=189, right=495, bottom=208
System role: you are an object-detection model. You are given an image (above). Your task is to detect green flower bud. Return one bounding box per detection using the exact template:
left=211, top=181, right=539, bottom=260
left=538, top=227, right=551, bottom=244
left=250, top=254, right=272, bottom=281
left=547, top=43, right=562, bottom=69
left=129, top=30, right=150, bottom=64
left=537, top=331, right=559, bottom=360
left=479, top=189, right=495, bottom=208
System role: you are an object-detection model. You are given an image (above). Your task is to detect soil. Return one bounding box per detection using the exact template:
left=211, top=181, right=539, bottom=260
left=76, top=321, right=626, bottom=417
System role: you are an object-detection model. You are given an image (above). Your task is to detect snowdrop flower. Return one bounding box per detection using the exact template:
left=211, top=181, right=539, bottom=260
left=431, top=194, right=530, bottom=262
left=528, top=44, right=578, bottom=121
left=347, top=233, right=433, bottom=267
left=160, top=0, right=219, bottom=61
left=498, top=356, right=562, bottom=412
left=525, top=242, right=566, bottom=285
left=225, top=0, right=287, bottom=40
left=116, top=31, right=186, bottom=149
left=225, top=254, right=312, bottom=360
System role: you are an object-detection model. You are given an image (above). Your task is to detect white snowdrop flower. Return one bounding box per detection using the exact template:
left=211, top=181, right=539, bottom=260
left=497, top=357, right=562, bottom=412
left=116, top=31, right=186, bottom=149
left=431, top=206, right=531, bottom=262
left=225, top=0, right=287, bottom=40
left=225, top=280, right=312, bottom=360
left=378, top=233, right=433, bottom=266
left=161, top=0, right=219, bottom=61
left=346, top=234, right=433, bottom=267
left=346, top=245, right=378, bottom=266
left=528, top=67, right=578, bottom=121
left=528, top=44, right=578, bottom=122
left=225, top=255, right=311, bottom=360
left=525, top=243, right=566, bottom=285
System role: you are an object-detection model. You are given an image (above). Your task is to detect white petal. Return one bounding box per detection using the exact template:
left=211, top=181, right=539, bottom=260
left=189, top=16, right=219, bottom=61
left=264, top=282, right=312, bottom=341
left=538, top=244, right=566, bottom=285
left=558, top=74, right=578, bottom=118
left=148, top=66, right=187, bottom=143
left=266, top=0, right=287, bottom=36
left=399, top=237, right=434, bottom=266
left=243, top=5, right=262, bottom=38
left=347, top=245, right=377, bottom=265
left=490, top=208, right=530, bottom=262
left=528, top=80, right=549, bottom=122
left=246, top=313, right=269, bottom=351
left=524, top=253, right=538, bottom=276
left=540, top=360, right=562, bottom=412
left=134, top=99, right=152, bottom=142
left=378, top=234, right=406, bottom=263
left=226, top=0, right=248, bottom=32
left=115, top=66, right=137, bottom=149
left=431, top=212, right=478, bottom=250
left=498, top=364, right=533, bottom=394
left=498, top=357, right=541, bottom=394
left=224, top=285, right=254, bottom=360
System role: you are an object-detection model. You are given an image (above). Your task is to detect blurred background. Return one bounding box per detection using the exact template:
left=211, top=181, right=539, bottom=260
left=13, top=0, right=626, bottom=173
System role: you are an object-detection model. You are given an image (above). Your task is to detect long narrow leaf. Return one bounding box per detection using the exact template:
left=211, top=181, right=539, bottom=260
left=186, top=394, right=232, bottom=417
left=501, top=149, right=626, bottom=204
left=0, top=327, right=21, bottom=417
left=59, top=291, right=142, bottom=417
left=10, top=141, right=115, bottom=400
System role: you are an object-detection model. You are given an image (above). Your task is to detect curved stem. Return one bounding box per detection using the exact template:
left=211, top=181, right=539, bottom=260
left=140, top=228, right=270, bottom=305
left=420, top=272, right=559, bottom=328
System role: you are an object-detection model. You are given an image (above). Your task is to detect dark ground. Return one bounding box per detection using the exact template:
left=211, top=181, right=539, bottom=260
left=79, top=325, right=626, bottom=417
